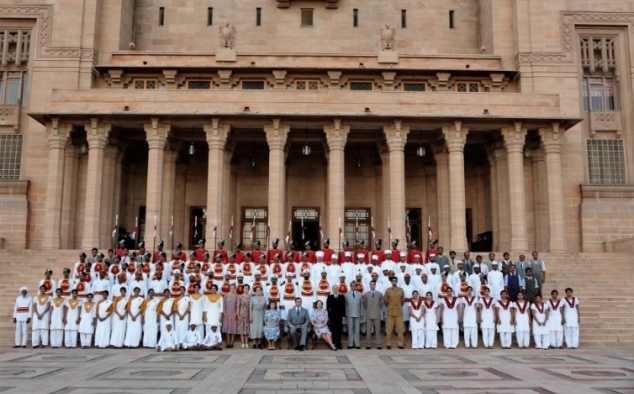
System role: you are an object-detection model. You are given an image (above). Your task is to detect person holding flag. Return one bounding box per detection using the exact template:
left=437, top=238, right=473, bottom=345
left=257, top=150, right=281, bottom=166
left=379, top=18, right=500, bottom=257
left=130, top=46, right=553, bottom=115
left=213, top=240, right=228, bottom=264
left=194, top=239, right=207, bottom=261
left=153, top=241, right=165, bottom=263
left=252, top=240, right=264, bottom=264
left=425, top=218, right=438, bottom=262
left=322, top=238, right=334, bottom=262
left=267, top=238, right=286, bottom=264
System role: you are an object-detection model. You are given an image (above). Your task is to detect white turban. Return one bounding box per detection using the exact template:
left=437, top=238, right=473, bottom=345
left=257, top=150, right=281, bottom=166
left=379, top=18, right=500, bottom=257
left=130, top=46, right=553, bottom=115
left=400, top=251, right=408, bottom=257
left=19, top=286, right=28, bottom=293
left=315, top=251, right=325, bottom=258
left=330, top=255, right=338, bottom=261
left=356, top=253, right=364, bottom=259
left=344, top=252, right=352, bottom=257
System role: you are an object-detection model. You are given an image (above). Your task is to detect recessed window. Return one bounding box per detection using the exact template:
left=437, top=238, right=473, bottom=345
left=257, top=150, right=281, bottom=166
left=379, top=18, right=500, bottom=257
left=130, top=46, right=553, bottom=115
left=582, top=77, right=615, bottom=111
left=301, top=9, right=314, bottom=27
left=296, top=80, right=320, bottom=90
left=403, top=83, right=426, bottom=92
left=452, top=82, right=482, bottom=93
left=130, top=79, right=158, bottom=90
left=401, top=10, right=407, bottom=28
left=187, top=81, right=211, bottom=89
left=242, top=81, right=265, bottom=90
left=0, top=71, right=28, bottom=106
left=159, top=7, right=165, bottom=26
left=353, top=9, right=358, bottom=28
left=256, top=8, right=262, bottom=26
left=207, top=7, right=213, bottom=26
left=350, top=82, right=373, bottom=91
left=449, top=10, right=455, bottom=29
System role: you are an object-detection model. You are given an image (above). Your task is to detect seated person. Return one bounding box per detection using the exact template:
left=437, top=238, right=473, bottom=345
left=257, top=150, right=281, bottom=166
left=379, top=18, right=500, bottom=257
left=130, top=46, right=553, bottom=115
left=157, top=323, right=178, bottom=352
left=203, top=323, right=223, bottom=350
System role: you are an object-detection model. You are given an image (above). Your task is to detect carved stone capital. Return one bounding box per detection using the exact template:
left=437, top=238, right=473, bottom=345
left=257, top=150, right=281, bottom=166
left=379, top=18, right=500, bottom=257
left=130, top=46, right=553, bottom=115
left=324, top=119, right=350, bottom=151
left=85, top=118, right=111, bottom=150
left=264, top=118, right=290, bottom=150
left=539, top=122, right=562, bottom=154
left=144, top=117, right=170, bottom=150
left=204, top=118, right=230, bottom=150
left=383, top=120, right=409, bottom=152
left=501, top=122, right=527, bottom=153
left=441, top=120, right=468, bottom=153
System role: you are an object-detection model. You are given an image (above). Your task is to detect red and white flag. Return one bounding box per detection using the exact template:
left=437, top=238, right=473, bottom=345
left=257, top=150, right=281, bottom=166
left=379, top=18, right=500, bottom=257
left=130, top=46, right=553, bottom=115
left=229, top=216, right=234, bottom=240
left=387, top=217, right=392, bottom=241
left=319, top=216, right=323, bottom=239
left=355, top=214, right=360, bottom=241
left=285, top=221, right=292, bottom=243
left=428, top=217, right=434, bottom=241
left=250, top=215, right=256, bottom=241
left=132, top=216, right=138, bottom=240
left=169, top=215, right=174, bottom=238
left=212, top=221, right=217, bottom=238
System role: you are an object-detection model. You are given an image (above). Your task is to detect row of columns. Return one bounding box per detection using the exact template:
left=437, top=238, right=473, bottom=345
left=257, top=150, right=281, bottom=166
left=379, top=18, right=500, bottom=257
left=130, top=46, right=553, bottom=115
left=42, top=117, right=566, bottom=254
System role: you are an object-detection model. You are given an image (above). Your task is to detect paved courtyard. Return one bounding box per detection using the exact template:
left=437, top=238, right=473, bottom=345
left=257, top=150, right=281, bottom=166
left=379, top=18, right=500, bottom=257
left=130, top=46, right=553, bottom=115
left=0, top=347, right=632, bottom=394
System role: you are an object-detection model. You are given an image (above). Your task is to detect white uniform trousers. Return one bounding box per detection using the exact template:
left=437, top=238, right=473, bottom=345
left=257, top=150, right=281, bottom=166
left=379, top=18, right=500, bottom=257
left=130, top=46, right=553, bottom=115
left=564, top=327, right=579, bottom=348
left=32, top=329, right=49, bottom=347
left=481, top=328, right=495, bottom=348
left=64, top=330, right=78, bottom=348
left=516, top=330, right=530, bottom=348
left=463, top=327, right=478, bottom=348
left=442, top=328, right=459, bottom=348
left=50, top=330, right=64, bottom=347
left=550, top=330, right=563, bottom=347
left=15, top=321, right=28, bottom=346
left=80, top=333, right=93, bottom=347
left=411, top=329, right=424, bottom=349
left=424, top=330, right=437, bottom=348
left=534, top=333, right=550, bottom=349
left=499, top=332, right=512, bottom=348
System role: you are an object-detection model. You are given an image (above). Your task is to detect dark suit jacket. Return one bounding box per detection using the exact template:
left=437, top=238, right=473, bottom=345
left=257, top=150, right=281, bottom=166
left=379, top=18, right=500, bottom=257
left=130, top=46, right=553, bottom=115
left=327, top=294, right=346, bottom=321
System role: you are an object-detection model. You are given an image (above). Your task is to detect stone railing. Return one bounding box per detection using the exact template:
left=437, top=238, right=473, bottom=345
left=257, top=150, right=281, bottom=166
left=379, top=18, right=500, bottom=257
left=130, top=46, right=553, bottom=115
left=589, top=110, right=622, bottom=138
left=580, top=184, right=634, bottom=199
left=0, top=105, right=20, bottom=130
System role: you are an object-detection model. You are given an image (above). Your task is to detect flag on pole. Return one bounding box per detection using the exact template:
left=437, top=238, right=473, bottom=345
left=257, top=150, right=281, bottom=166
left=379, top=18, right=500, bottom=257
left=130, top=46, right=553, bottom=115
left=212, top=220, right=217, bottom=238
left=132, top=216, right=138, bottom=240
left=112, top=214, right=118, bottom=238
left=285, top=221, right=292, bottom=243
left=170, top=215, right=174, bottom=238
left=338, top=217, right=343, bottom=240
left=406, top=214, right=411, bottom=243
left=301, top=216, right=305, bottom=240
left=355, top=213, right=360, bottom=242
left=194, top=216, right=198, bottom=239
left=153, top=215, right=157, bottom=237
left=319, top=216, right=323, bottom=239
left=267, top=220, right=270, bottom=239
left=428, top=217, right=434, bottom=242
left=250, top=215, right=256, bottom=241
left=229, top=216, right=234, bottom=240
left=388, top=217, right=392, bottom=241
left=371, top=216, right=375, bottom=239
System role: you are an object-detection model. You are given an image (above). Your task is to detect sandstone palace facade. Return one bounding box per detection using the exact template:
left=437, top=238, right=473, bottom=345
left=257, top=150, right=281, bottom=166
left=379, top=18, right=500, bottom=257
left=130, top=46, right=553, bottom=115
left=0, top=0, right=633, bottom=255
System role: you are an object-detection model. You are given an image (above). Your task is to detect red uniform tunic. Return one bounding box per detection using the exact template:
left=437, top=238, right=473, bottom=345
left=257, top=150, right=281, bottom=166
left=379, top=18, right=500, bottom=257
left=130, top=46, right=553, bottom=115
left=270, top=262, right=284, bottom=279
left=256, top=263, right=269, bottom=280
left=268, top=285, right=281, bottom=303
left=141, top=262, right=153, bottom=276
left=170, top=279, right=183, bottom=297
left=317, top=279, right=330, bottom=297
left=212, top=249, right=228, bottom=264
left=300, top=279, right=314, bottom=297
left=355, top=250, right=370, bottom=264
left=287, top=251, right=301, bottom=263
left=203, top=279, right=215, bottom=295
left=283, top=283, right=296, bottom=301
left=337, top=282, right=348, bottom=295
left=354, top=280, right=364, bottom=293
left=305, top=250, right=316, bottom=263
left=371, top=250, right=385, bottom=264
left=59, top=278, right=71, bottom=297
left=267, top=249, right=286, bottom=264
left=233, top=252, right=244, bottom=264
left=220, top=281, right=231, bottom=295
left=194, top=249, right=208, bottom=261
left=152, top=251, right=162, bottom=263
left=407, top=249, right=422, bottom=264
left=241, top=262, right=253, bottom=279
left=225, top=263, right=238, bottom=280
left=212, top=262, right=224, bottom=281
left=252, top=251, right=265, bottom=264
left=322, top=248, right=335, bottom=262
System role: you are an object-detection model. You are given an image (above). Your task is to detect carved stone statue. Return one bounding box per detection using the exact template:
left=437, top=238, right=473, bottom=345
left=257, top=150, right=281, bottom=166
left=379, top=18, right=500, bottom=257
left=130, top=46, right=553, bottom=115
left=219, top=23, right=237, bottom=49
left=380, top=24, right=396, bottom=51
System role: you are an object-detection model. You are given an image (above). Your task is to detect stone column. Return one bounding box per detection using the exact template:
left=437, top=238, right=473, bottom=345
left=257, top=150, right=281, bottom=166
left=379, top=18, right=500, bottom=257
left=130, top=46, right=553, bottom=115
left=42, top=118, right=69, bottom=249
left=379, top=144, right=391, bottom=243
left=383, top=120, right=409, bottom=245
left=204, top=118, right=230, bottom=243
left=539, top=124, right=566, bottom=253
left=502, top=123, right=528, bottom=253
left=493, top=143, right=510, bottom=252
left=113, top=146, right=125, bottom=234
left=60, top=143, right=79, bottom=249
left=487, top=151, right=499, bottom=251
left=531, top=149, right=549, bottom=252
left=144, top=118, right=169, bottom=248
left=81, top=118, right=111, bottom=250
left=161, top=149, right=178, bottom=243
left=264, top=118, right=290, bottom=248
left=325, top=119, right=350, bottom=241
left=433, top=144, right=450, bottom=246
left=100, top=144, right=117, bottom=248
left=442, top=121, right=469, bottom=252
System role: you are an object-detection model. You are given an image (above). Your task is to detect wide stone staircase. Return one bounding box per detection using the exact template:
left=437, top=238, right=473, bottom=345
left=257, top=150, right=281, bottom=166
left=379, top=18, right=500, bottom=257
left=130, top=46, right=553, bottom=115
left=0, top=249, right=632, bottom=348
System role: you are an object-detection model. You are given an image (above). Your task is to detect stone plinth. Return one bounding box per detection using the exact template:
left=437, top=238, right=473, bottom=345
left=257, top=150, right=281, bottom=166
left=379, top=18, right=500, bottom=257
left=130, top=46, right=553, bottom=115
left=216, top=48, right=237, bottom=62
left=378, top=50, right=399, bottom=64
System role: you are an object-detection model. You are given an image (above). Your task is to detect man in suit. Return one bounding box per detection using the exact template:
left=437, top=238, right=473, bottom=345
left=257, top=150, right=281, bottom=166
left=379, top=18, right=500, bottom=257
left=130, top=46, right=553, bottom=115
left=436, top=247, right=449, bottom=272
left=344, top=281, right=363, bottom=349
left=462, top=251, right=474, bottom=275
left=326, top=284, right=346, bottom=349
left=516, top=254, right=529, bottom=281
left=285, top=297, right=309, bottom=351
left=363, top=280, right=384, bottom=349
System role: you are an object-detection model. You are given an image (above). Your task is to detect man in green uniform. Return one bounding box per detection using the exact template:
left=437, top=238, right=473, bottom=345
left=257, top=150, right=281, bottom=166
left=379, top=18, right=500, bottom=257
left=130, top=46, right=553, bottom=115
left=384, top=276, right=405, bottom=349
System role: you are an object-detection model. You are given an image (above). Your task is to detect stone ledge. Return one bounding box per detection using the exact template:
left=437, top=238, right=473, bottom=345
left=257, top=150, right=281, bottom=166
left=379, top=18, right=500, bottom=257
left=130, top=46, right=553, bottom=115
left=0, top=180, right=28, bottom=195
left=580, top=184, right=634, bottom=199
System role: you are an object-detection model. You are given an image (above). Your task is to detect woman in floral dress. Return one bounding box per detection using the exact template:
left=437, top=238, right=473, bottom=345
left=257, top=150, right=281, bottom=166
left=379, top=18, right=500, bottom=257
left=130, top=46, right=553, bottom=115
left=262, top=301, right=281, bottom=350
left=222, top=284, right=239, bottom=348
left=310, top=300, right=337, bottom=350
left=236, top=284, right=251, bottom=348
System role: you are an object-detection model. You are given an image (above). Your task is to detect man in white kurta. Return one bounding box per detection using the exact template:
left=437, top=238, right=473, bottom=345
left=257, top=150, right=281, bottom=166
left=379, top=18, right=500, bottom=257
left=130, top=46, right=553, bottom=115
left=563, top=288, right=580, bottom=349
left=13, top=286, right=32, bottom=348
left=92, top=271, right=111, bottom=301
left=181, top=324, right=202, bottom=350
left=150, top=272, right=168, bottom=299
left=202, top=324, right=222, bottom=350
left=157, top=323, right=179, bottom=352
left=32, top=285, right=51, bottom=348
left=129, top=271, right=148, bottom=298
left=49, top=289, right=66, bottom=348
left=63, top=289, right=82, bottom=348
left=487, top=262, right=505, bottom=301
left=173, top=287, right=191, bottom=342
left=78, top=293, right=96, bottom=348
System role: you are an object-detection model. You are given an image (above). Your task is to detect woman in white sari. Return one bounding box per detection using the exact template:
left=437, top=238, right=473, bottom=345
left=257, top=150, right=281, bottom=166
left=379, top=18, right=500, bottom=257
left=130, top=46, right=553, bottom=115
left=124, top=287, right=144, bottom=348
left=109, top=287, right=128, bottom=348
left=142, top=289, right=160, bottom=348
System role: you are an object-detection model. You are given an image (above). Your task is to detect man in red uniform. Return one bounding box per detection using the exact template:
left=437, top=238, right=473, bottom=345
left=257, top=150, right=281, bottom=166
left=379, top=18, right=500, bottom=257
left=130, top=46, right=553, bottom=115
left=116, top=240, right=126, bottom=258
left=338, top=240, right=352, bottom=263
left=251, top=241, right=265, bottom=264
left=287, top=241, right=300, bottom=263
left=425, top=240, right=439, bottom=264
left=304, top=241, right=316, bottom=263
left=267, top=238, right=285, bottom=264
left=355, top=240, right=369, bottom=263
left=233, top=243, right=244, bottom=263
left=174, top=242, right=187, bottom=262
left=194, top=239, right=208, bottom=261
left=152, top=240, right=165, bottom=263
left=391, top=239, right=400, bottom=263
left=371, top=239, right=384, bottom=264
left=322, top=239, right=335, bottom=262
left=408, top=240, right=422, bottom=264
left=213, top=240, right=228, bottom=264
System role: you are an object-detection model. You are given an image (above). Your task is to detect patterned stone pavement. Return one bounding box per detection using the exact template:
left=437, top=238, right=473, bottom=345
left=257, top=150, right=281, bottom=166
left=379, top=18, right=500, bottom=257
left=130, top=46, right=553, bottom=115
left=0, top=347, right=632, bottom=394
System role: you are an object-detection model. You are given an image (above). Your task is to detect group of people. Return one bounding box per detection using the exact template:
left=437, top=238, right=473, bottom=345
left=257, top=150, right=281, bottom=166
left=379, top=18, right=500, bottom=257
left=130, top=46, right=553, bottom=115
left=12, top=237, right=580, bottom=351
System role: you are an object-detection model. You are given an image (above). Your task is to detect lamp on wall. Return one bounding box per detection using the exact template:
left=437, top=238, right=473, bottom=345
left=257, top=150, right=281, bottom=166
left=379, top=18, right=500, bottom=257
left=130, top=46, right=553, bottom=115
left=302, top=128, right=311, bottom=156
left=416, top=130, right=426, bottom=157
left=188, top=127, right=196, bottom=156
left=80, top=143, right=88, bottom=155
left=523, top=146, right=532, bottom=158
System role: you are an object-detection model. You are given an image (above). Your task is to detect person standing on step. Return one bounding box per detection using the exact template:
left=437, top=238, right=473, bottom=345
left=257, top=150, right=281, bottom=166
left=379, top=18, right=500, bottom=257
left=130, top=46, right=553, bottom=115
left=62, top=289, right=81, bottom=348
left=13, top=286, right=32, bottom=348
left=362, top=281, right=384, bottom=350
left=344, top=281, right=363, bottom=349
left=563, top=287, right=580, bottom=349
left=512, top=290, right=531, bottom=349
left=531, top=294, right=550, bottom=349
left=78, top=293, right=96, bottom=348
left=547, top=289, right=564, bottom=349
left=529, top=251, right=546, bottom=297
left=32, top=285, right=51, bottom=348
left=49, top=288, right=66, bottom=348
left=384, top=276, right=405, bottom=349
left=327, top=284, right=346, bottom=349
left=504, top=264, right=523, bottom=302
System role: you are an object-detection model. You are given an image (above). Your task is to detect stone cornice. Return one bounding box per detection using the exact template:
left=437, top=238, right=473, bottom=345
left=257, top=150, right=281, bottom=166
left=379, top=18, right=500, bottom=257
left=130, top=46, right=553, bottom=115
left=0, top=180, right=29, bottom=195
left=580, top=185, right=634, bottom=199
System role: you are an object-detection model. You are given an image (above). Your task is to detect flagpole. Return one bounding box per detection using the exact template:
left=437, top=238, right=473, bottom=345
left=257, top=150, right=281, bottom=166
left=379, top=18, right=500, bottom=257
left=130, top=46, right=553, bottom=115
left=170, top=214, right=174, bottom=258
left=285, top=220, right=292, bottom=252
left=194, top=215, right=198, bottom=245
left=113, top=214, right=118, bottom=250
left=388, top=216, right=392, bottom=242
left=371, top=216, right=375, bottom=259
left=230, top=216, right=234, bottom=246
left=338, top=217, right=342, bottom=257
left=152, top=215, right=157, bottom=257
left=266, top=219, right=271, bottom=255
left=213, top=219, right=217, bottom=253
left=251, top=214, right=256, bottom=253
left=133, top=216, right=138, bottom=252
